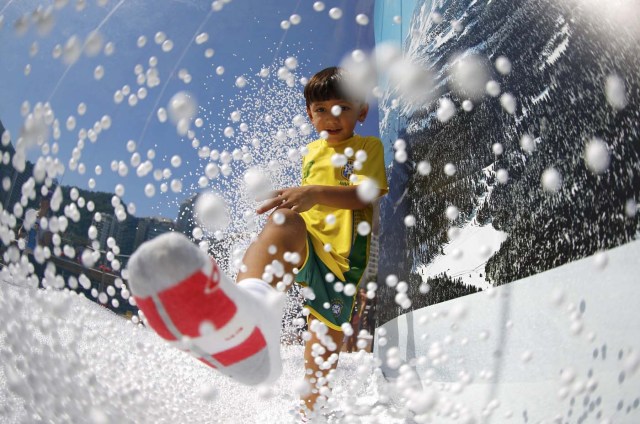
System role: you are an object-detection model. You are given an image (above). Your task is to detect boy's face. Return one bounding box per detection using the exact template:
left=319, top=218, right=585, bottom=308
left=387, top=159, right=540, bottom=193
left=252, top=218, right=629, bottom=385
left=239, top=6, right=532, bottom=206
left=307, top=98, right=369, bottom=144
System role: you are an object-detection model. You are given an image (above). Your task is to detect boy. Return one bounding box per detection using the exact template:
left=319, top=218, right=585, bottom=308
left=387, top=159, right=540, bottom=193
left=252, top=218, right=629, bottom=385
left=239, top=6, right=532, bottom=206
left=127, top=67, right=388, bottom=417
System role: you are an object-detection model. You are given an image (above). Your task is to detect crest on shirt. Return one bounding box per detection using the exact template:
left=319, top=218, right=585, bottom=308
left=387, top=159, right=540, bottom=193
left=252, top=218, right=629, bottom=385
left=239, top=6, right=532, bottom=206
left=341, top=160, right=355, bottom=181
left=330, top=299, right=344, bottom=318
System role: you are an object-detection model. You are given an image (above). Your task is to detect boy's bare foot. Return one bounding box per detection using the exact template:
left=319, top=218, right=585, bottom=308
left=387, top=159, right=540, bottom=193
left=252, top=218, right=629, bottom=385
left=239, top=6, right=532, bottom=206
left=127, top=232, right=284, bottom=385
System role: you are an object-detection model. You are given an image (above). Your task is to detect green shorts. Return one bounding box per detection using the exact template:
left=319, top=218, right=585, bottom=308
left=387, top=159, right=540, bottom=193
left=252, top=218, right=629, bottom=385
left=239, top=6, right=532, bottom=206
left=295, top=233, right=369, bottom=331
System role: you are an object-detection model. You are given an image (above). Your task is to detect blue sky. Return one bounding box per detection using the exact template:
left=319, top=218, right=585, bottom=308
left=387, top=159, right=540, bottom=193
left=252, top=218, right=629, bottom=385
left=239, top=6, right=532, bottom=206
left=0, top=0, right=399, bottom=219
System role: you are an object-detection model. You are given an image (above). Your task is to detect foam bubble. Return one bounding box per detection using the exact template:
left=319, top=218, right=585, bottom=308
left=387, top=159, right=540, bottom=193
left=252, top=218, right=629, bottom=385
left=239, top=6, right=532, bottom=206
left=356, top=14, right=369, bottom=25
left=436, top=97, right=456, bottom=123
left=584, top=138, right=611, bottom=174
left=356, top=179, right=379, bottom=203
left=446, top=206, right=459, bottom=221
left=541, top=167, right=563, bottom=193
left=604, top=74, right=628, bottom=110
left=444, top=163, right=456, bottom=176
left=500, top=92, right=517, bottom=114
left=495, top=56, right=512, bottom=75
left=194, top=192, right=230, bottom=232
left=168, top=92, right=197, bottom=124
left=449, top=54, right=490, bottom=100
left=328, top=7, right=342, bottom=19
left=417, top=161, right=431, bottom=176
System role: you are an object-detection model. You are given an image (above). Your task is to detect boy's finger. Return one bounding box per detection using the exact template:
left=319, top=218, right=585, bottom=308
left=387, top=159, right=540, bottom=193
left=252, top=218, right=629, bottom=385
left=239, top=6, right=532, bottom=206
left=256, top=197, right=280, bottom=214
left=255, top=190, right=280, bottom=202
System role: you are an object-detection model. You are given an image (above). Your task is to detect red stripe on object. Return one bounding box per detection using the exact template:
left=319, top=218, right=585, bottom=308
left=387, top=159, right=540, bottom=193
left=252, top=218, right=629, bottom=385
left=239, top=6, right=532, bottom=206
left=135, top=296, right=177, bottom=341
left=158, top=262, right=237, bottom=337
left=213, top=327, right=266, bottom=366
left=197, top=358, right=218, bottom=369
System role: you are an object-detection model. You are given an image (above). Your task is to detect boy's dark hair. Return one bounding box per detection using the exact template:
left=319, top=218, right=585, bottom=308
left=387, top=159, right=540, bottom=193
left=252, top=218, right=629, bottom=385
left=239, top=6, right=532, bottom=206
left=304, top=67, right=364, bottom=108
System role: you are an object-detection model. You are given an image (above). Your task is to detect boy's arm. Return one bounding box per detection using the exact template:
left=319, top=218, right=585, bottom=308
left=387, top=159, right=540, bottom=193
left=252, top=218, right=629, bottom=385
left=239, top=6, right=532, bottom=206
left=256, top=184, right=370, bottom=214
left=311, top=185, right=368, bottom=210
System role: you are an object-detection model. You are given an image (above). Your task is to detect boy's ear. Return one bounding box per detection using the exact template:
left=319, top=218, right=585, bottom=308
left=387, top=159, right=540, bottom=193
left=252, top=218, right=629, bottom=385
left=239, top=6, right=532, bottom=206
left=306, top=106, right=313, bottom=121
left=358, top=103, right=369, bottom=122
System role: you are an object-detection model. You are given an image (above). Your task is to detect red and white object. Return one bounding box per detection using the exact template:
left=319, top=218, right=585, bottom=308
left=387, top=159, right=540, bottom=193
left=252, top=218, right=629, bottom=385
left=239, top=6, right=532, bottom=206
left=127, top=232, right=283, bottom=385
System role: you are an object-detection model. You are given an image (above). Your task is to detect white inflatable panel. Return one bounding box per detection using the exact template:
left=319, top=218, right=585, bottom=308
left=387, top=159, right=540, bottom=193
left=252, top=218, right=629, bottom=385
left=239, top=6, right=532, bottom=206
left=376, top=240, right=640, bottom=422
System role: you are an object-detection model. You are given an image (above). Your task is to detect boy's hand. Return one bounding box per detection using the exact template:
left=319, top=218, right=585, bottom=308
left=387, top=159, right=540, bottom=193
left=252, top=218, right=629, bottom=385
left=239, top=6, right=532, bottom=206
left=257, top=186, right=316, bottom=214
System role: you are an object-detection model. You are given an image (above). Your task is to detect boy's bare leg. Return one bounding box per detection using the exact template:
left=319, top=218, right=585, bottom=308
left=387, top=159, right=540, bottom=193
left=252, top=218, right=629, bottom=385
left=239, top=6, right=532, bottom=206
left=345, top=333, right=355, bottom=353
left=237, top=208, right=308, bottom=283
left=301, top=316, right=344, bottom=416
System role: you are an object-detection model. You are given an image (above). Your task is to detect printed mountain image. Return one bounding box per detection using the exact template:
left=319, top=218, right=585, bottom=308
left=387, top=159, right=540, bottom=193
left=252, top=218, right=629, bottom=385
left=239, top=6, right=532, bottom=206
left=376, top=0, right=640, bottom=325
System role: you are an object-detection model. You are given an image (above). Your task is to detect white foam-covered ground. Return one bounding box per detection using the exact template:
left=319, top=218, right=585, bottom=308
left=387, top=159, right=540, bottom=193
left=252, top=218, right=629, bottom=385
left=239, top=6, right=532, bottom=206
left=3, top=241, right=640, bottom=423
left=0, top=280, right=409, bottom=423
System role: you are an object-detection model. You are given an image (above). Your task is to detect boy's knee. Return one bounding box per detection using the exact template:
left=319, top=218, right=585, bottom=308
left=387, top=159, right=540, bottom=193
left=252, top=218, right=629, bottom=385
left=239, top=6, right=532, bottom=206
left=269, top=208, right=306, bottom=231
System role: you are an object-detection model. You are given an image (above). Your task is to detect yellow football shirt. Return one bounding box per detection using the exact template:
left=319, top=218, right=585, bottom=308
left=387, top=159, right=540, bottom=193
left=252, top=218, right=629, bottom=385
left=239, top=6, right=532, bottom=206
left=299, top=134, right=388, bottom=281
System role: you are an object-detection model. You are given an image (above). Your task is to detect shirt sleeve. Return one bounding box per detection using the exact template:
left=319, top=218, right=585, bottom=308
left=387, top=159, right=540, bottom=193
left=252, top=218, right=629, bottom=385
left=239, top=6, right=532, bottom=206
left=353, top=137, right=389, bottom=195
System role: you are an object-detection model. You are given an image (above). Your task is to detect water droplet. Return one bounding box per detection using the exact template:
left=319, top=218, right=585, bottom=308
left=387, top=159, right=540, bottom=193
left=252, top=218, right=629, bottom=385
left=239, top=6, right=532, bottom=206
left=195, top=32, right=209, bottom=45
left=496, top=169, right=509, bottom=184
left=446, top=206, right=459, bottom=221
left=157, top=107, right=168, bottom=123
left=84, top=31, right=104, bottom=57
left=161, top=39, right=174, bottom=52
left=235, top=76, right=247, bottom=88
left=197, top=383, right=218, bottom=401
left=289, top=14, right=301, bottom=25
left=328, top=7, right=342, bottom=20
left=168, top=91, right=197, bottom=124
left=584, top=138, right=610, bottom=174
left=605, top=74, right=628, bottom=110
left=449, top=54, right=490, bottom=100
left=593, top=251, right=608, bottom=269
left=500, top=92, right=517, bottom=114
left=195, top=192, right=230, bottom=232
left=417, top=161, right=431, bottom=176
left=103, top=41, right=115, bottom=56
left=436, top=97, right=456, bottom=122
left=520, top=134, right=536, bottom=153
left=492, top=143, right=504, bottom=155
left=404, top=214, right=416, bottom=227
left=486, top=80, right=501, bottom=97
left=170, top=179, right=182, bottom=192
left=62, top=35, right=82, bottom=64
left=357, top=221, right=371, bottom=236
left=356, top=179, right=379, bottom=203
left=343, top=283, right=356, bottom=296
left=444, top=163, right=457, bottom=176
left=495, top=56, right=512, bottom=75
left=625, top=199, right=637, bottom=217
left=452, top=19, right=464, bottom=32
left=541, top=167, right=563, bottom=193
left=94, top=65, right=105, bottom=80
